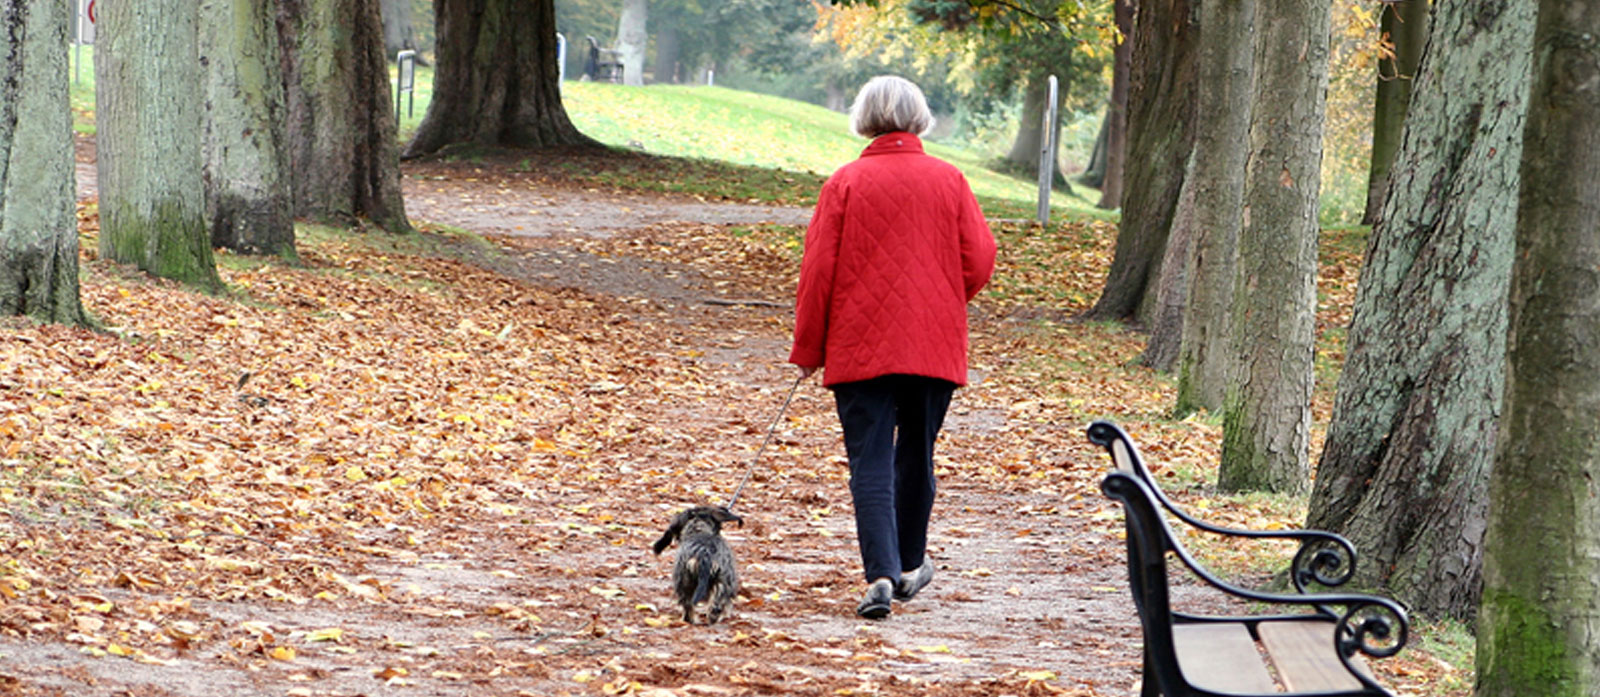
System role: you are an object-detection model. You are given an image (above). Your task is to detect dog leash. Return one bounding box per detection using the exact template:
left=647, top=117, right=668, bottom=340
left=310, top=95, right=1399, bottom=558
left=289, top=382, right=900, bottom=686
left=725, top=374, right=804, bottom=512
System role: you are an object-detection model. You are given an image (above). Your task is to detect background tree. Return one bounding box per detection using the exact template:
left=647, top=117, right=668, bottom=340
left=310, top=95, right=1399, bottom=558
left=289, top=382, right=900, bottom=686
left=95, top=0, right=221, bottom=290
left=379, top=0, right=420, bottom=60
left=1, top=0, right=87, bottom=324
left=201, top=0, right=295, bottom=257
left=1362, top=0, right=1427, bottom=225
left=1308, top=0, right=1533, bottom=621
left=1167, top=0, right=1253, bottom=399
left=1083, top=0, right=1196, bottom=323
left=278, top=0, right=410, bottom=232
left=406, top=0, right=599, bottom=158
left=1217, top=0, right=1330, bottom=494
left=1479, top=1, right=1600, bottom=691
left=1094, top=0, right=1132, bottom=210
left=615, top=0, right=647, bottom=85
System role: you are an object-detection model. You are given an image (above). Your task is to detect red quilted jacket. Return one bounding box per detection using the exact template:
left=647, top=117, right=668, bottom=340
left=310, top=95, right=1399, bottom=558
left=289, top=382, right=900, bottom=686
left=789, top=132, right=997, bottom=387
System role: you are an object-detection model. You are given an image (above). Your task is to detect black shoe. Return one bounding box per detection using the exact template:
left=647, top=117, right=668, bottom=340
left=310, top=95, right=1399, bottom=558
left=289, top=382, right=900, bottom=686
left=856, top=579, right=893, bottom=619
left=894, top=563, right=934, bottom=601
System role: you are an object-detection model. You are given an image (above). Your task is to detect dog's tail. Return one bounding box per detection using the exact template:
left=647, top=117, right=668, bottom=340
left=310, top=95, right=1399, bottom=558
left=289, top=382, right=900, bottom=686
left=691, top=547, right=715, bottom=605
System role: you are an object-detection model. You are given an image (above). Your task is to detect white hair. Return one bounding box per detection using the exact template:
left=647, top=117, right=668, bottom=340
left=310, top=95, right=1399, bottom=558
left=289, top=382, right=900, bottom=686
left=849, top=76, right=934, bottom=138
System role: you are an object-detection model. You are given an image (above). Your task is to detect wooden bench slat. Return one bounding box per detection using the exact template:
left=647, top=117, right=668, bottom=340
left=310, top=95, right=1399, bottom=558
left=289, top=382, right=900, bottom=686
left=1258, top=620, right=1370, bottom=693
left=1173, top=623, right=1278, bottom=694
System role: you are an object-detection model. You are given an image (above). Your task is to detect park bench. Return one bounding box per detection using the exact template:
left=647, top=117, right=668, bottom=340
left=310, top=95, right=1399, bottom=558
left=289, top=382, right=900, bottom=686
left=1087, top=421, right=1410, bottom=697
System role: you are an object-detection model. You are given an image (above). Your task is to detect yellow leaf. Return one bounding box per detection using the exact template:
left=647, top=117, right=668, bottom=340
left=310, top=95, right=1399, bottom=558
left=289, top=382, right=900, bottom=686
left=345, top=466, right=368, bottom=482
left=306, top=627, right=344, bottom=643
left=917, top=645, right=951, bottom=654
left=270, top=646, right=297, bottom=661
left=1019, top=670, right=1057, bottom=681
left=106, top=643, right=134, bottom=657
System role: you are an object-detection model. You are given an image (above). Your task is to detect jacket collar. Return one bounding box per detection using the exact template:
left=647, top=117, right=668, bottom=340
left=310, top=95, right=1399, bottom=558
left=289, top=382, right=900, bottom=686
left=860, top=131, right=925, bottom=157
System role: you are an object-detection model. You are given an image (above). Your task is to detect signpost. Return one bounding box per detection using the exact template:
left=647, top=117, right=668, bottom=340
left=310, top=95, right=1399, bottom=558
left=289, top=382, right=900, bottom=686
left=395, top=50, right=417, bottom=123
left=1036, top=75, right=1059, bottom=225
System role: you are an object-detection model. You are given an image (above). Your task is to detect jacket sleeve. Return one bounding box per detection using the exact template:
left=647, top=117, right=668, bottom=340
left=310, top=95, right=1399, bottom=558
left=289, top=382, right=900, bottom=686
left=957, top=178, right=997, bottom=302
left=789, top=177, right=846, bottom=368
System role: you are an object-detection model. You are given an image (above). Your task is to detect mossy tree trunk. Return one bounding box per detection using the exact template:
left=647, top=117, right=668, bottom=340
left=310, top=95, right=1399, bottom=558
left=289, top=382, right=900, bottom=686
left=1084, top=0, right=1197, bottom=323
left=1156, top=0, right=1254, bottom=385
left=0, top=0, right=87, bottom=324
left=1095, top=0, right=1133, bottom=211
left=1478, top=2, right=1600, bottom=693
left=95, top=0, right=221, bottom=291
left=1362, top=0, right=1428, bottom=226
left=200, top=0, right=295, bottom=257
left=1308, top=0, right=1532, bottom=622
left=404, top=0, right=599, bottom=157
left=1217, top=0, right=1330, bottom=494
left=278, top=0, right=410, bottom=232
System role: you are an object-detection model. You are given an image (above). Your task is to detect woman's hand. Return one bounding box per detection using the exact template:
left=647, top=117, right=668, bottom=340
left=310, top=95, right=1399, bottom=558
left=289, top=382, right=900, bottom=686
left=798, top=365, right=819, bottom=380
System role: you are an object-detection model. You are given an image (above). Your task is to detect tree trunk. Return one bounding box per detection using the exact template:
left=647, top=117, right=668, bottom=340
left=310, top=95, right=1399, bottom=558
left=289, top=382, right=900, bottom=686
left=1080, top=113, right=1108, bottom=189
left=1478, top=2, right=1600, bottom=692
left=278, top=0, right=410, bottom=232
left=201, top=0, right=295, bottom=257
left=1138, top=157, right=1194, bottom=370
left=1174, top=0, right=1254, bottom=415
left=1096, top=0, right=1133, bottom=211
left=379, top=0, right=416, bottom=59
left=1083, top=0, right=1196, bottom=323
left=405, top=0, right=600, bottom=157
left=615, top=0, right=646, bottom=86
left=1362, top=0, right=1428, bottom=226
left=1217, top=0, right=1330, bottom=495
left=0, top=0, right=87, bottom=324
left=1001, top=77, right=1071, bottom=190
left=653, top=20, right=679, bottom=84
left=95, top=0, right=221, bottom=290
left=1308, top=0, right=1532, bottom=622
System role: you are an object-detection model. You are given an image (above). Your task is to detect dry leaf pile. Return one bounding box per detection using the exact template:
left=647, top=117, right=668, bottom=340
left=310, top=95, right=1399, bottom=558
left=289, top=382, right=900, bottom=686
left=0, top=163, right=1458, bottom=697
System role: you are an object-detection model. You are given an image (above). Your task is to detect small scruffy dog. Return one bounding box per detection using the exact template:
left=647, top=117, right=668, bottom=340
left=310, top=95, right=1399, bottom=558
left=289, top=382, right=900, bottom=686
left=652, top=506, right=742, bottom=625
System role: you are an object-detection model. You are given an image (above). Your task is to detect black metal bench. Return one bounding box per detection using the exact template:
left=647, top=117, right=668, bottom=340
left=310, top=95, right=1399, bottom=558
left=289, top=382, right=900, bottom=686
left=1087, top=421, right=1410, bottom=697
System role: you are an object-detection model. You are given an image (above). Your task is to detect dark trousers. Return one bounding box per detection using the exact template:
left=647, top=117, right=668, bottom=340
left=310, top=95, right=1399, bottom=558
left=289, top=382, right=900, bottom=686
left=833, top=374, right=955, bottom=584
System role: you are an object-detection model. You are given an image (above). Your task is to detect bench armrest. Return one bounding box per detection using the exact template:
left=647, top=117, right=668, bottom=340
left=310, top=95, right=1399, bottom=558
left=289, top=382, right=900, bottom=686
left=1103, top=471, right=1410, bottom=663
left=1087, top=420, right=1360, bottom=593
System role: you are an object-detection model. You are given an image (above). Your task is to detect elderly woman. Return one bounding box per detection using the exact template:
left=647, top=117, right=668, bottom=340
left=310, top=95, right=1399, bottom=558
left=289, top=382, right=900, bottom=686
left=790, top=76, right=997, bottom=619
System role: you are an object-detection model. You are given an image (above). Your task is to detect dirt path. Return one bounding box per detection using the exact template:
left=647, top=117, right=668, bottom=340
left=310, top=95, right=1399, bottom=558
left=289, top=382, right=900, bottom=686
left=23, top=145, right=1146, bottom=697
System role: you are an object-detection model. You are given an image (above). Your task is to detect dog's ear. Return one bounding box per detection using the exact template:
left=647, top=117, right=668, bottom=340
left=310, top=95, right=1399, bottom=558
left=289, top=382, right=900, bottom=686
left=652, top=512, right=686, bottom=555
left=712, top=507, right=743, bottom=527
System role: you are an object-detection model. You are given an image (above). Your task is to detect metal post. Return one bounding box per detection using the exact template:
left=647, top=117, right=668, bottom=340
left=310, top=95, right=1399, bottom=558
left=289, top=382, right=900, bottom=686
left=556, top=33, right=567, bottom=91
left=1036, top=75, right=1059, bottom=225
left=396, top=50, right=417, bottom=123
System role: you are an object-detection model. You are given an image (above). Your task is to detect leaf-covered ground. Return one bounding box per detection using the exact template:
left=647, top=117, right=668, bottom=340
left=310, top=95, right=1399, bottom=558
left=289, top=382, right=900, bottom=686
left=1, top=151, right=1468, bottom=697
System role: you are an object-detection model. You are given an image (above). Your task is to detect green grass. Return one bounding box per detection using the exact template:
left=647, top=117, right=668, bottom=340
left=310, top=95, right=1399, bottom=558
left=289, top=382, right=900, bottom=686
left=557, top=82, right=1103, bottom=218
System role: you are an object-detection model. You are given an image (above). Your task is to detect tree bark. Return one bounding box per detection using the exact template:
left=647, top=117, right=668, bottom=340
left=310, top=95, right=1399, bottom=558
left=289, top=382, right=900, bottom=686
left=1173, top=0, right=1253, bottom=414
left=1083, top=0, right=1196, bottom=323
left=0, top=0, right=87, bottom=324
left=1362, top=0, right=1428, bottom=226
left=1080, top=113, right=1108, bottom=189
left=653, top=20, right=679, bottom=84
left=278, top=0, right=410, bottom=232
left=1138, top=158, right=1194, bottom=370
left=201, top=0, right=295, bottom=257
left=1095, top=0, right=1133, bottom=211
left=1217, top=0, right=1330, bottom=495
left=95, top=0, right=221, bottom=290
left=1309, top=0, right=1532, bottom=622
left=405, top=0, right=600, bottom=157
left=1478, top=2, right=1600, bottom=693
left=615, top=0, right=646, bottom=85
